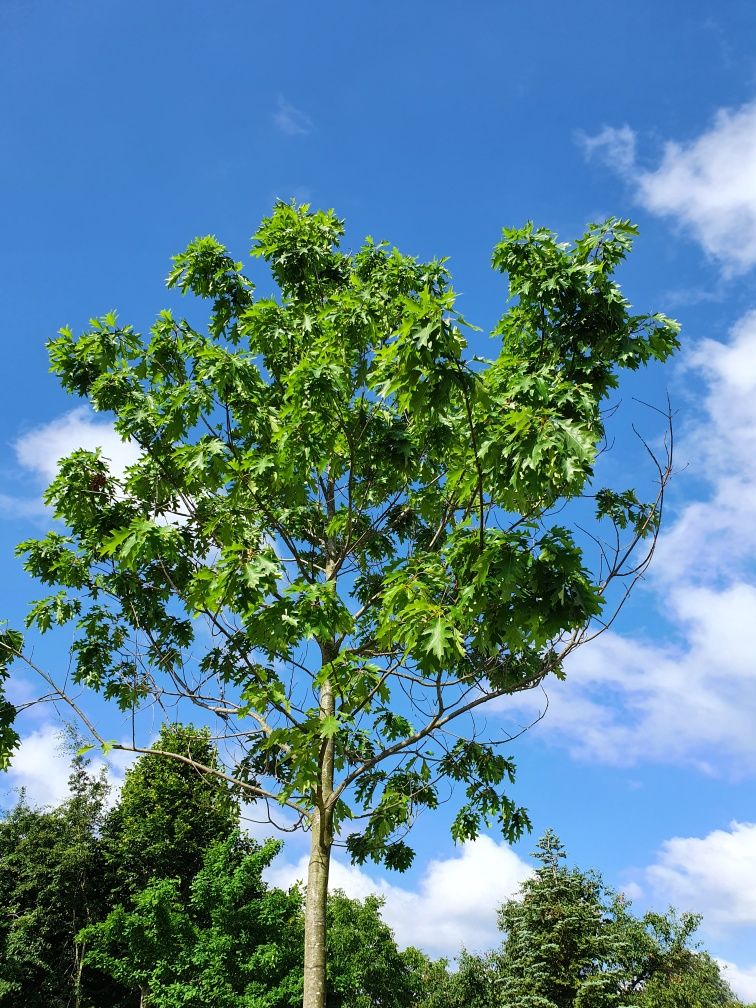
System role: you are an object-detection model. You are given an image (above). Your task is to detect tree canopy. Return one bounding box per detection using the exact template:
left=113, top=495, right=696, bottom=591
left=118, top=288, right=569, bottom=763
left=0, top=752, right=125, bottom=1008
left=101, top=723, right=239, bottom=901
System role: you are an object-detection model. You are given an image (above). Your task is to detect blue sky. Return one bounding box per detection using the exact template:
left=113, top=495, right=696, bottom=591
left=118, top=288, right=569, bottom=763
left=3, top=0, right=756, bottom=997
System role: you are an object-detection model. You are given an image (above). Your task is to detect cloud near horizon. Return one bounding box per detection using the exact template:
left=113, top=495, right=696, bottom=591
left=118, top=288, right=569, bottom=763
left=635, top=821, right=756, bottom=1001
left=265, top=835, right=532, bottom=959
left=0, top=722, right=128, bottom=809
left=642, top=821, right=756, bottom=932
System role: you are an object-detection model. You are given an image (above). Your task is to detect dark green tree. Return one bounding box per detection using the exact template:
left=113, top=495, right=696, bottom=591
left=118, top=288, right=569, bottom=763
left=101, top=723, right=239, bottom=901
left=393, top=947, right=452, bottom=1008
left=0, top=753, right=126, bottom=1008
left=629, top=924, right=737, bottom=1008
left=81, top=833, right=304, bottom=1008
left=1, top=202, right=679, bottom=1008
left=413, top=948, right=499, bottom=1008
left=325, top=891, right=421, bottom=1008
left=83, top=850, right=437, bottom=1008
left=496, top=830, right=612, bottom=1007
left=488, top=831, right=737, bottom=1008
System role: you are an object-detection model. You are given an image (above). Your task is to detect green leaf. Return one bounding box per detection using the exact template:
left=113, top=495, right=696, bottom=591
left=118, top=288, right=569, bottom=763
left=320, top=715, right=340, bottom=739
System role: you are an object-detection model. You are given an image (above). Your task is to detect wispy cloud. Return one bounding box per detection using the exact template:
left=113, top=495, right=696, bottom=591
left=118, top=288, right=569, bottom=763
left=0, top=491, right=47, bottom=521
left=273, top=95, right=313, bottom=137
left=265, top=835, right=532, bottom=958
left=579, top=124, right=637, bottom=175
left=581, top=100, right=756, bottom=275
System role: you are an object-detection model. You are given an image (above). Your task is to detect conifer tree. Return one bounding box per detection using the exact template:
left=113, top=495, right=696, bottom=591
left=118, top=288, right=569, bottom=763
left=491, top=831, right=738, bottom=1008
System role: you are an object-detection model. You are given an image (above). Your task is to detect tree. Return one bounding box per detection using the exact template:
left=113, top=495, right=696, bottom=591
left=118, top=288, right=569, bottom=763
left=1, top=202, right=679, bottom=1008
left=0, top=726, right=241, bottom=1008
left=0, top=753, right=127, bottom=1008
left=101, top=723, right=240, bottom=901
left=495, top=830, right=613, bottom=1007
left=414, top=948, right=499, bottom=1008
left=81, top=833, right=304, bottom=1008
left=83, top=835, right=435, bottom=1008
left=325, top=891, right=421, bottom=1008
left=480, top=831, right=737, bottom=1008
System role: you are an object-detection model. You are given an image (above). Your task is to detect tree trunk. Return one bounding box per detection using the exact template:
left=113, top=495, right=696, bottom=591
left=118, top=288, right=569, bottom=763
left=303, top=647, right=336, bottom=1008
left=73, top=938, right=84, bottom=1008
left=303, top=805, right=333, bottom=1008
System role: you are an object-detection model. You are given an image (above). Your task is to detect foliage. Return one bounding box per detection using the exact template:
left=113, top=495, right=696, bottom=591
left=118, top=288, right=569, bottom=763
left=414, top=948, right=499, bottom=1008
left=101, top=723, right=239, bottom=901
left=81, top=833, right=304, bottom=1008
left=395, top=948, right=453, bottom=1008
left=0, top=753, right=127, bottom=1008
left=631, top=945, right=736, bottom=1008
left=438, top=830, right=739, bottom=1008
left=0, top=752, right=746, bottom=1008
left=4, top=203, right=679, bottom=857
left=84, top=843, right=438, bottom=1008
left=326, top=891, right=422, bottom=1008
left=0, top=727, right=241, bottom=1008
left=0, top=629, right=21, bottom=770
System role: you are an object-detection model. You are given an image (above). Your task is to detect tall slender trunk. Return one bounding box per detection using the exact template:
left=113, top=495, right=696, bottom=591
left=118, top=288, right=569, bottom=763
left=303, top=647, right=336, bottom=1008
left=303, top=805, right=333, bottom=1008
left=73, top=936, right=86, bottom=1008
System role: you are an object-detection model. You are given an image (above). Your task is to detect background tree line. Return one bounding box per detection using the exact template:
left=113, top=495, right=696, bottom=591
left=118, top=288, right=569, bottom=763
left=0, top=725, right=749, bottom=1008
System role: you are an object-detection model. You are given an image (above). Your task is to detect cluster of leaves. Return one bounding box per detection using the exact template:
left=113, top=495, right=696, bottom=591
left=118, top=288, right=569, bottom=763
left=2, top=204, right=681, bottom=877
left=81, top=834, right=305, bottom=1008
left=0, top=629, right=21, bottom=770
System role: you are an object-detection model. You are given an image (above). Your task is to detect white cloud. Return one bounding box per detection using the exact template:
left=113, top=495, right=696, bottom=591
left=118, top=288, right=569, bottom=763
left=14, top=406, right=140, bottom=484
left=582, top=100, right=756, bottom=274
left=265, top=834, right=532, bottom=958
left=642, top=822, right=756, bottom=931
left=579, top=125, right=637, bottom=175
left=273, top=96, right=313, bottom=137
left=1, top=724, right=72, bottom=806
left=717, top=958, right=756, bottom=1002
left=502, top=580, right=756, bottom=769
left=1, top=722, right=125, bottom=809
left=630, top=822, right=756, bottom=1000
